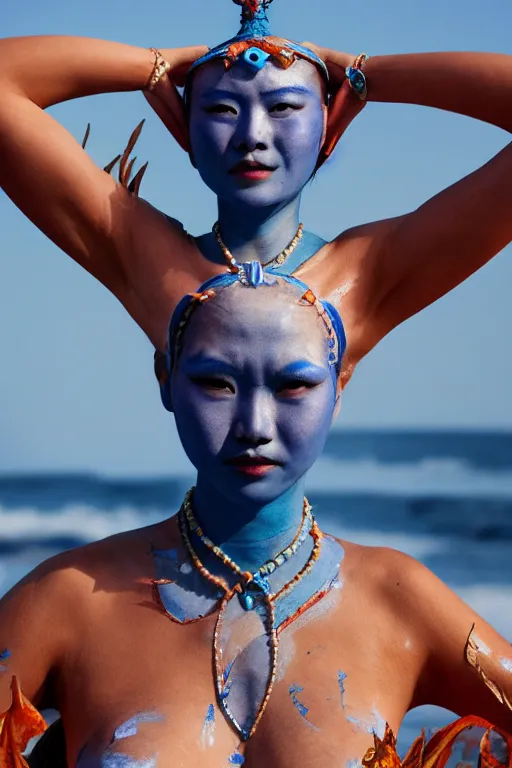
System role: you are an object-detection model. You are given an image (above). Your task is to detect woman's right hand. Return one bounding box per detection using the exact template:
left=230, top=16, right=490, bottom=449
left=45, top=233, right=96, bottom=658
left=302, top=42, right=367, bottom=165
left=144, top=45, right=208, bottom=152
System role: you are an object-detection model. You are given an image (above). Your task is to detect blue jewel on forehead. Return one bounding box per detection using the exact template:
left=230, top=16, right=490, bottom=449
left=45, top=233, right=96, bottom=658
left=243, top=47, right=271, bottom=70
left=238, top=261, right=265, bottom=287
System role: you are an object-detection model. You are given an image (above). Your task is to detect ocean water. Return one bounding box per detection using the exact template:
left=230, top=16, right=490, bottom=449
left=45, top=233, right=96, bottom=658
left=1, top=429, right=511, bottom=751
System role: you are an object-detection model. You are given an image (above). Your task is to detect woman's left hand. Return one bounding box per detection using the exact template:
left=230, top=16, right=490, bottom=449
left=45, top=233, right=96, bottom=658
left=302, top=43, right=367, bottom=165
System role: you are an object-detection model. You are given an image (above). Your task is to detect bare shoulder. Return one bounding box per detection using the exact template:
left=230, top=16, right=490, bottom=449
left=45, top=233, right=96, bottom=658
left=0, top=521, right=171, bottom=709
left=0, top=523, right=158, bottom=625
left=337, top=539, right=448, bottom=627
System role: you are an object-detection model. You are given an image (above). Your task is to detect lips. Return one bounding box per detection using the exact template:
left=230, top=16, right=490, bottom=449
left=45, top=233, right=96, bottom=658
left=229, top=159, right=276, bottom=180
left=225, top=455, right=281, bottom=477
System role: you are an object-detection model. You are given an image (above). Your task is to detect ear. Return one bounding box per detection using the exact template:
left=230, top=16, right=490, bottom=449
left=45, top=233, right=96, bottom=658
left=316, top=80, right=366, bottom=168
left=331, top=390, right=342, bottom=424
left=320, top=102, right=328, bottom=150
left=154, top=350, right=174, bottom=412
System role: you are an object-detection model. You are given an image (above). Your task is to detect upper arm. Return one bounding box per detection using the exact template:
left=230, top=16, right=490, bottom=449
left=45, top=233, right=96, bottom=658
left=390, top=553, right=512, bottom=730
left=301, top=142, right=512, bottom=372
left=0, top=558, right=77, bottom=712
left=373, top=141, right=512, bottom=337
left=0, top=87, right=142, bottom=292
left=0, top=89, right=212, bottom=349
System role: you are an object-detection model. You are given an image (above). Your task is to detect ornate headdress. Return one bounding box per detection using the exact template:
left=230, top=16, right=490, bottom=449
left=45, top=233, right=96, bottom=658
left=187, top=0, right=329, bottom=89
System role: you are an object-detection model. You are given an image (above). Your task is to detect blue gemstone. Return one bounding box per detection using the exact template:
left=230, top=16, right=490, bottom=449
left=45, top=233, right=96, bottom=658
left=239, top=592, right=255, bottom=611
left=243, top=47, right=270, bottom=71
left=351, top=70, right=366, bottom=93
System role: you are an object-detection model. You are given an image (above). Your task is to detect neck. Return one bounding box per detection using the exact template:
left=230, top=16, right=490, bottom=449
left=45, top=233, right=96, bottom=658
left=216, top=196, right=301, bottom=265
left=192, top=478, right=306, bottom=572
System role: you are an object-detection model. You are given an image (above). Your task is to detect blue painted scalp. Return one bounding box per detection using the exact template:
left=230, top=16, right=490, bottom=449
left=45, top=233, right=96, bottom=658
left=159, top=272, right=345, bottom=412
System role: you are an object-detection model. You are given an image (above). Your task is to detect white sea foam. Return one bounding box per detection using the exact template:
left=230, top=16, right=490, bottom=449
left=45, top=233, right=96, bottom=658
left=0, top=503, right=162, bottom=541
left=306, top=456, right=512, bottom=498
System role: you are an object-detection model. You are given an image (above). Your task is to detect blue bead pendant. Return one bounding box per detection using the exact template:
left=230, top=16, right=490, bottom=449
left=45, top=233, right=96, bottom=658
left=239, top=591, right=255, bottom=611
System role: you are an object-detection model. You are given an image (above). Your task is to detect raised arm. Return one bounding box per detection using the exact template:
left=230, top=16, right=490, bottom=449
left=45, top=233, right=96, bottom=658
left=299, top=50, right=512, bottom=371
left=0, top=37, right=209, bottom=348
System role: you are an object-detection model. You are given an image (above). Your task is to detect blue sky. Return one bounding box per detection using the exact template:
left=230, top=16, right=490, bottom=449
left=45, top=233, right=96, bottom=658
left=1, top=0, right=511, bottom=474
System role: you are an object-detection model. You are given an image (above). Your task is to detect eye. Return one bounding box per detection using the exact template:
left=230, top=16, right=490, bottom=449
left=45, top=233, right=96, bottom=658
left=270, top=102, right=302, bottom=115
left=277, top=379, right=317, bottom=397
left=204, top=104, right=237, bottom=115
left=190, top=376, right=235, bottom=394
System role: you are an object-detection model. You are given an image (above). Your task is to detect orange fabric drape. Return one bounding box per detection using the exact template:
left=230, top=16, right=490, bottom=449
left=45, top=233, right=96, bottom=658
left=363, top=716, right=512, bottom=768
left=0, top=676, right=47, bottom=768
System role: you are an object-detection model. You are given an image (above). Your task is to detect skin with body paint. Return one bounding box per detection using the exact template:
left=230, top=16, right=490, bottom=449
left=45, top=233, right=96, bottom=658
left=0, top=648, right=10, bottom=674
left=1, top=285, right=512, bottom=768
left=171, top=281, right=337, bottom=564
left=190, top=58, right=328, bottom=271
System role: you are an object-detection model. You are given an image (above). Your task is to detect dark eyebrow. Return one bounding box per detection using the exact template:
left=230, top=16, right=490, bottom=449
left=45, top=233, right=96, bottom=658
left=262, top=86, right=317, bottom=99
left=199, top=89, right=240, bottom=101
left=181, top=354, right=237, bottom=376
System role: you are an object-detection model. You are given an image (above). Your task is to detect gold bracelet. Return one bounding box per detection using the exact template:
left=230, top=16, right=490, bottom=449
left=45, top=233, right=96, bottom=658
left=146, top=47, right=171, bottom=91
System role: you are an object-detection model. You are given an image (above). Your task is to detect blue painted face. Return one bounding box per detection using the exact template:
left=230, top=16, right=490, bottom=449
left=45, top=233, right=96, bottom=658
left=188, top=58, right=327, bottom=208
left=171, top=282, right=337, bottom=506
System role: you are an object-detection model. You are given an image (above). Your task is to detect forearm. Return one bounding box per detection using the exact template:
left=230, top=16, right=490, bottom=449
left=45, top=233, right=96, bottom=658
left=0, top=35, right=155, bottom=108
left=365, top=52, right=512, bottom=132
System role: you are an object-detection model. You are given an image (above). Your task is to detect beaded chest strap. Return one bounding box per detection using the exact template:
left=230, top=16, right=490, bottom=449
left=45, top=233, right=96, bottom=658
left=151, top=489, right=349, bottom=742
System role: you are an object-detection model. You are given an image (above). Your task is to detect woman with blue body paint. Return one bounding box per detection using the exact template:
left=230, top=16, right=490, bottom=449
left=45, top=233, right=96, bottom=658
left=1, top=268, right=512, bottom=766
left=0, top=0, right=510, bottom=388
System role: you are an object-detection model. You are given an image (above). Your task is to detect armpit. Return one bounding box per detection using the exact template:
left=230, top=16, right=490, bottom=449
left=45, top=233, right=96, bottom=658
left=0, top=676, right=47, bottom=768
left=465, top=625, right=512, bottom=710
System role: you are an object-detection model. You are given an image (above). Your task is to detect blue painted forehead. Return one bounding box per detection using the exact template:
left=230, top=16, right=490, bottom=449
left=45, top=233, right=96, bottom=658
left=187, top=0, right=328, bottom=89
left=167, top=272, right=346, bottom=379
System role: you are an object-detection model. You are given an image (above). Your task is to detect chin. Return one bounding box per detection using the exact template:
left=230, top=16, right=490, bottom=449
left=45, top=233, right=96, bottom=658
left=216, top=186, right=301, bottom=211
left=205, top=174, right=308, bottom=210
left=217, top=472, right=298, bottom=506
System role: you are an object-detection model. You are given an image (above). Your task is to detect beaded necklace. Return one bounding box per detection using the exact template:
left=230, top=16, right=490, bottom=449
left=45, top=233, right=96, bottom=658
left=182, top=488, right=313, bottom=609
left=177, top=488, right=323, bottom=740
left=213, top=220, right=304, bottom=273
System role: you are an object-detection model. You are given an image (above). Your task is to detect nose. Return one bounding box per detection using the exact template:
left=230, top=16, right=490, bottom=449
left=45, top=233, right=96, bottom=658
left=233, top=390, right=274, bottom=446
left=232, top=107, right=270, bottom=154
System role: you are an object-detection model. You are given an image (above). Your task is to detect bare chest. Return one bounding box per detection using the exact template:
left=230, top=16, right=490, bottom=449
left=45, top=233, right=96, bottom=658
left=59, top=581, right=419, bottom=768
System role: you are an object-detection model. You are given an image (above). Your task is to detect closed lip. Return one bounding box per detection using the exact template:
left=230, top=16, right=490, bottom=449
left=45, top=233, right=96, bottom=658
left=224, top=455, right=281, bottom=467
left=229, top=159, right=277, bottom=174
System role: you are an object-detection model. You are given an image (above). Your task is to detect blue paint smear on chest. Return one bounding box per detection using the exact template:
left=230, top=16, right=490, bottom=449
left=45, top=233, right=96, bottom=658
left=113, top=712, right=164, bottom=741
left=77, top=711, right=163, bottom=768
left=288, top=684, right=319, bottom=730
left=337, top=670, right=347, bottom=709
left=228, top=750, right=245, bottom=765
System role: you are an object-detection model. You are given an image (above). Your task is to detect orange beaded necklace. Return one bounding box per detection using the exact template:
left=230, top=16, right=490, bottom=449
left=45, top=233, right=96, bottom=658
left=177, top=487, right=324, bottom=740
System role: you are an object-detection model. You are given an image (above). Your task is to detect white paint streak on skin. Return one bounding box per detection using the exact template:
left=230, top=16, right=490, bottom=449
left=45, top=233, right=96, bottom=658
left=500, top=657, right=512, bottom=672
left=287, top=579, right=343, bottom=635
left=346, top=708, right=386, bottom=738
left=371, top=709, right=386, bottom=739
left=472, top=633, right=492, bottom=656
left=201, top=703, right=216, bottom=748
left=276, top=633, right=296, bottom=682
left=346, top=760, right=362, bottom=768
left=275, top=580, right=343, bottom=682
left=330, top=280, right=353, bottom=301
